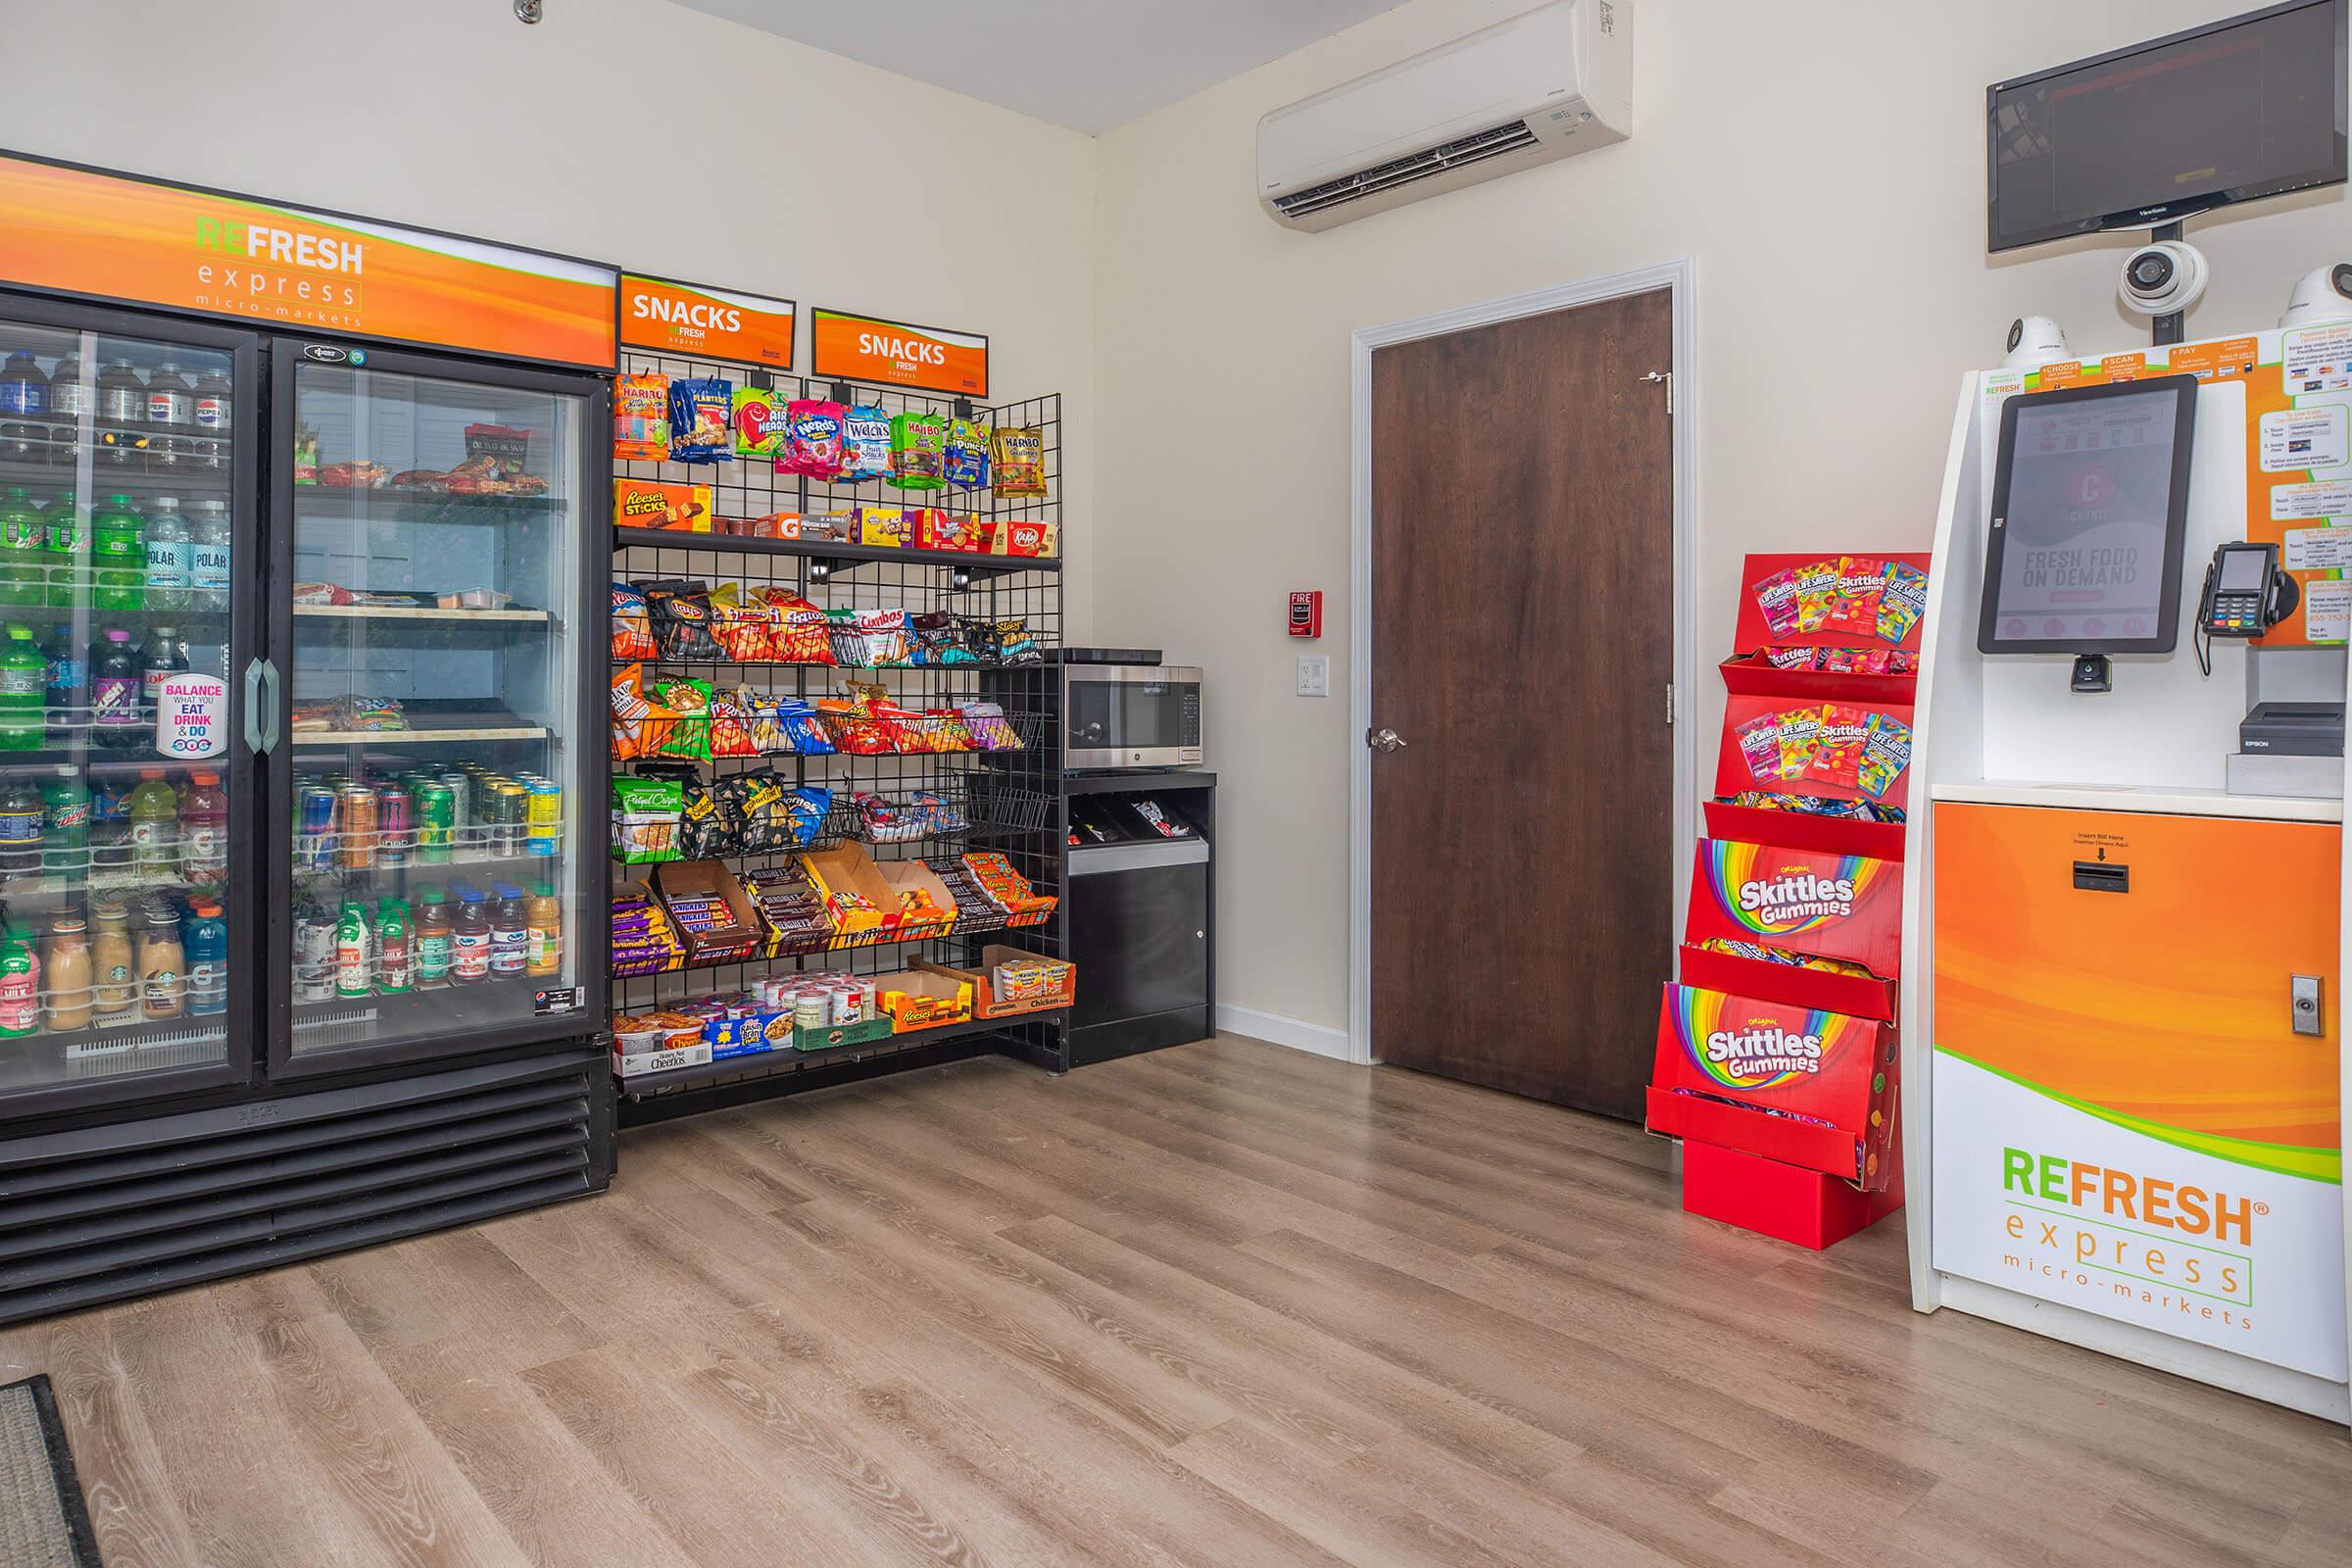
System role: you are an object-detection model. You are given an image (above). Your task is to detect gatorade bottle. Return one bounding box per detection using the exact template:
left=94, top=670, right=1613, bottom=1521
left=144, top=362, right=192, bottom=472
left=179, top=769, right=225, bottom=888
left=140, top=627, right=186, bottom=729
left=125, top=767, right=179, bottom=881
left=188, top=367, right=231, bottom=473
left=44, top=624, right=84, bottom=746
left=89, top=495, right=143, bottom=612
left=489, top=884, right=526, bottom=979
left=90, top=629, right=140, bottom=749
left=334, top=899, right=372, bottom=999
left=39, top=767, right=88, bottom=880
left=0, top=936, right=40, bottom=1038
left=0, top=624, right=44, bottom=752
left=415, top=889, right=451, bottom=988
left=189, top=500, right=230, bottom=614
left=376, top=897, right=412, bottom=995
left=525, top=881, right=563, bottom=978
left=184, top=898, right=226, bottom=1016
left=94, top=359, right=144, bottom=469
left=0, top=778, right=42, bottom=879
left=0, top=488, right=43, bottom=607
left=142, top=499, right=190, bottom=612
left=41, top=489, right=79, bottom=610
left=450, top=888, right=490, bottom=986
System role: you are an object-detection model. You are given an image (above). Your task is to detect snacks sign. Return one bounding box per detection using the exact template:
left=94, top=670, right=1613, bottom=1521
left=620, top=274, right=796, bottom=367
left=0, top=151, right=617, bottom=368
left=810, top=308, right=988, bottom=398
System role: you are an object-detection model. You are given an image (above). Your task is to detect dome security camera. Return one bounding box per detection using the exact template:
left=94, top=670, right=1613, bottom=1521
left=2119, top=240, right=2209, bottom=318
left=2001, top=315, right=2070, bottom=372
left=2279, top=263, right=2352, bottom=330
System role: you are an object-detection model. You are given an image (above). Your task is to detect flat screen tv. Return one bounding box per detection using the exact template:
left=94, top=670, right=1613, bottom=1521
left=1987, top=0, right=2348, bottom=253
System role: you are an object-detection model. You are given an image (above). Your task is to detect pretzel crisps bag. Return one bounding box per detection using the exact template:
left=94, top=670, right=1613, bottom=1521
left=778, top=399, right=846, bottom=478
left=841, top=405, right=893, bottom=483
left=888, top=412, right=947, bottom=491
left=667, top=378, right=733, bottom=463
left=610, top=582, right=657, bottom=661
left=613, top=373, right=670, bottom=462
left=945, top=416, right=993, bottom=490
left=991, top=426, right=1046, bottom=497
left=612, top=775, right=685, bottom=862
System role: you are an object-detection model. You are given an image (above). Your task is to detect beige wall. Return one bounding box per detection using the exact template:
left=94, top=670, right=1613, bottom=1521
left=0, top=0, right=1099, bottom=635
left=1091, top=0, right=2352, bottom=1041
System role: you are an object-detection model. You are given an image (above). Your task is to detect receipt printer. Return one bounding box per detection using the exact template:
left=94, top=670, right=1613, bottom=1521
left=2239, top=703, right=2346, bottom=758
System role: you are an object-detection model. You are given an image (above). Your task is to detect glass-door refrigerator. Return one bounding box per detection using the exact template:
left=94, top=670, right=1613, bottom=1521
left=0, top=295, right=261, bottom=1119
left=266, top=342, right=607, bottom=1080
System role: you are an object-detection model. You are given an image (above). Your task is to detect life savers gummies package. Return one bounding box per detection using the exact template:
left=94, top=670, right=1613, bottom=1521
left=778, top=400, right=847, bottom=478
left=840, top=405, right=893, bottom=483
left=1753, top=567, right=1801, bottom=638
left=1857, top=713, right=1914, bottom=801
left=1792, top=558, right=1841, bottom=633
left=667, top=378, right=733, bottom=463
left=945, top=416, right=993, bottom=490
left=612, top=373, right=670, bottom=462
left=888, top=412, right=948, bottom=491
left=991, top=426, right=1047, bottom=497
left=1878, top=562, right=1929, bottom=645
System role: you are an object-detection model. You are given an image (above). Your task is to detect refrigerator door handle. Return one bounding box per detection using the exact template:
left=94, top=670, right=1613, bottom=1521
left=243, top=658, right=281, bottom=755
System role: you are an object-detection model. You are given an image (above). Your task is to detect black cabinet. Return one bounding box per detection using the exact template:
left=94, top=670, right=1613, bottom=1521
left=1061, top=775, right=1214, bottom=1065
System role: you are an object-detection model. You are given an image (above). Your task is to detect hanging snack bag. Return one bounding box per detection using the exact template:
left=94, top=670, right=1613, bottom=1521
left=945, top=416, right=993, bottom=490
left=643, top=580, right=726, bottom=662
left=732, top=385, right=788, bottom=458
left=1878, top=562, right=1929, bottom=645
left=840, top=405, right=893, bottom=483
left=708, top=687, right=759, bottom=759
left=1823, top=557, right=1889, bottom=638
left=647, top=676, right=712, bottom=761
left=753, top=587, right=836, bottom=664
left=888, top=412, right=948, bottom=491
left=610, top=582, right=657, bottom=661
left=613, top=372, right=670, bottom=462
left=1808, top=704, right=1872, bottom=789
left=1792, top=558, right=1841, bottom=633
left=666, top=377, right=734, bottom=463
left=777, top=399, right=847, bottom=478
left=991, top=426, right=1047, bottom=498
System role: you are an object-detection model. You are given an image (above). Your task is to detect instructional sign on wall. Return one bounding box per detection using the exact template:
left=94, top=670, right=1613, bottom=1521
left=809, top=308, right=989, bottom=397
left=156, top=672, right=227, bottom=760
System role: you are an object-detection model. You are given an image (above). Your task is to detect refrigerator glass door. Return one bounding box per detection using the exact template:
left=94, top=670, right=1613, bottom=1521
left=0, top=306, right=253, bottom=1101
left=280, top=357, right=591, bottom=1063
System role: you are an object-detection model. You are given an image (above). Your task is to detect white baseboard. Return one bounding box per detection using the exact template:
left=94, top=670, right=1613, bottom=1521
left=1215, top=1004, right=1356, bottom=1062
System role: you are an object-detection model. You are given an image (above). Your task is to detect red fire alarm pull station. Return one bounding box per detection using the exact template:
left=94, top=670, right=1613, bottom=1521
left=1289, top=591, right=1322, bottom=638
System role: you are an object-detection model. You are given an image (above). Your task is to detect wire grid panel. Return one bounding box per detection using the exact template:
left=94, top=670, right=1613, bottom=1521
left=612, top=348, right=1067, bottom=1093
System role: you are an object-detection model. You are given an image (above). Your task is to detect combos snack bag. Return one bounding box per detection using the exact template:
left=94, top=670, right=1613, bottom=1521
left=888, top=412, right=948, bottom=491
left=840, top=405, right=892, bottom=483
left=613, top=372, right=669, bottom=462
left=778, top=399, right=847, bottom=478
left=732, top=385, right=787, bottom=457
left=945, top=416, right=992, bottom=490
left=667, top=378, right=733, bottom=463
left=991, top=426, right=1047, bottom=497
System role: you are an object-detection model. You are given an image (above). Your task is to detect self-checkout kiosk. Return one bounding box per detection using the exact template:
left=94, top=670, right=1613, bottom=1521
left=1903, top=322, right=2352, bottom=1423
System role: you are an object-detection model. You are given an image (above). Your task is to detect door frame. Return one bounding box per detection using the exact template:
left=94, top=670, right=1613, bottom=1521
left=1348, top=259, right=1699, bottom=1067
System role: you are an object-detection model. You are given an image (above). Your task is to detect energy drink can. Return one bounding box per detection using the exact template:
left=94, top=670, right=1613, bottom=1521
left=335, top=784, right=377, bottom=869
left=416, top=782, right=454, bottom=864
left=292, top=904, right=335, bottom=1002
left=375, top=787, right=413, bottom=867
left=487, top=782, right=525, bottom=857
left=524, top=780, right=562, bottom=856
left=297, top=784, right=336, bottom=869
left=438, top=770, right=470, bottom=848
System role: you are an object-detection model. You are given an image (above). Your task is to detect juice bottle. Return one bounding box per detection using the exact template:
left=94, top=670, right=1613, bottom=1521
left=375, top=897, right=412, bottom=994
left=89, top=496, right=143, bottom=612
left=125, top=767, right=179, bottom=880
left=137, top=904, right=183, bottom=1020
left=334, top=899, right=371, bottom=999
left=525, top=881, right=563, bottom=978
left=179, top=768, right=225, bottom=888
left=0, top=935, right=39, bottom=1037
left=450, top=887, right=489, bottom=986
left=0, top=623, right=45, bottom=751
left=415, top=888, right=452, bottom=988
left=94, top=360, right=144, bottom=468
left=90, top=628, right=141, bottom=749
left=42, top=909, right=91, bottom=1031
left=0, top=488, right=44, bottom=607
left=89, top=900, right=132, bottom=1017
left=41, top=489, right=79, bottom=610
left=183, top=899, right=225, bottom=1017
left=38, top=767, right=87, bottom=881
left=189, top=500, right=230, bottom=613
left=141, top=499, right=190, bottom=612
left=0, top=778, right=41, bottom=879
left=488, top=883, right=526, bottom=980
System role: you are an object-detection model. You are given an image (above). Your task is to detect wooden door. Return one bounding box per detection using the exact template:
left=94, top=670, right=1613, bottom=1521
left=1369, top=289, right=1675, bottom=1119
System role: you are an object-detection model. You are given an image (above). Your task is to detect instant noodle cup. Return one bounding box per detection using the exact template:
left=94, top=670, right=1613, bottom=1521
left=778, top=400, right=847, bottom=478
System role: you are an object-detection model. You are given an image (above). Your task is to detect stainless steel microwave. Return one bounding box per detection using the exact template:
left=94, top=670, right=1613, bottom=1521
left=1064, top=662, right=1203, bottom=769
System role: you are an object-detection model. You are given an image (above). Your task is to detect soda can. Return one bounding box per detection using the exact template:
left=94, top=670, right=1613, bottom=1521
left=376, top=787, right=413, bottom=867
left=525, top=780, right=562, bottom=856
left=297, top=785, right=338, bottom=870
left=438, top=770, right=470, bottom=845
left=488, top=782, right=526, bottom=857
left=416, top=782, right=454, bottom=864
left=336, top=784, right=377, bottom=869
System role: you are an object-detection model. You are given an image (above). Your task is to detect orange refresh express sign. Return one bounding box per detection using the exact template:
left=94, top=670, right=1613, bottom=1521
left=621, top=274, right=795, bottom=367
left=0, top=152, right=618, bottom=369
left=810, top=308, right=988, bottom=398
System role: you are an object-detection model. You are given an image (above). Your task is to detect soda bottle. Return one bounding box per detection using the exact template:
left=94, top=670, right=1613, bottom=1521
left=144, top=362, right=192, bottom=472
left=488, top=883, right=526, bottom=979
left=90, top=628, right=141, bottom=749
left=141, top=498, right=190, bottom=612
left=125, top=767, right=179, bottom=881
left=180, top=768, right=225, bottom=888
left=0, top=351, right=47, bottom=466
left=0, top=935, right=39, bottom=1038
left=0, top=777, right=42, bottom=878
left=0, top=623, right=44, bottom=752
left=450, top=887, right=490, bottom=986
left=334, top=899, right=372, bottom=999
left=43, top=623, right=84, bottom=746
left=188, top=367, right=231, bottom=473
left=415, top=888, right=452, bottom=988
left=376, top=897, right=412, bottom=994
left=0, top=488, right=43, bottom=607
left=183, top=899, right=226, bottom=1016
left=41, top=489, right=79, bottom=610
left=39, top=767, right=88, bottom=881
left=94, top=359, right=144, bottom=469
left=525, top=881, right=563, bottom=978
left=89, top=495, right=143, bottom=612
left=189, top=500, right=230, bottom=614
left=47, top=354, right=88, bottom=422
left=140, top=626, right=186, bottom=728
left=137, top=903, right=183, bottom=1020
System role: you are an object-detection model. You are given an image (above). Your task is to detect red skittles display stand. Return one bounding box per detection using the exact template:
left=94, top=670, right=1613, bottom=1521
left=1647, top=552, right=1927, bottom=1249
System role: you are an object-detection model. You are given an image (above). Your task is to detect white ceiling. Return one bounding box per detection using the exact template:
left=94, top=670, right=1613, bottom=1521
left=670, top=0, right=1410, bottom=134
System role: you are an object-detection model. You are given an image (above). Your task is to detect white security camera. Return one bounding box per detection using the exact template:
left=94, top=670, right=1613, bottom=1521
left=2001, top=315, right=2070, bottom=372
left=2279, top=263, right=2352, bottom=330
left=2118, top=240, right=2208, bottom=318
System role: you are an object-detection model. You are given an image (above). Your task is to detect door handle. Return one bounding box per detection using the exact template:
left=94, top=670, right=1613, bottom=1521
left=1366, top=727, right=1407, bottom=753
left=243, top=658, right=280, bottom=755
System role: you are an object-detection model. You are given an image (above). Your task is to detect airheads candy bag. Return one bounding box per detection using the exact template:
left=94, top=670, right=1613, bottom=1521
left=1878, top=562, right=1929, bottom=645
left=945, top=416, right=992, bottom=490
left=612, top=373, right=669, bottom=462
left=840, top=405, right=892, bottom=482
left=732, top=386, right=786, bottom=457
left=1823, top=557, right=1889, bottom=638
left=667, top=378, right=733, bottom=463
left=991, top=426, right=1046, bottom=497
left=777, top=400, right=846, bottom=478
left=888, top=412, right=948, bottom=491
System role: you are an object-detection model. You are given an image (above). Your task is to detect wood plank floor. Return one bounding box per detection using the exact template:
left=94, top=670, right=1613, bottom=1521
left=2, top=1034, right=2348, bottom=1566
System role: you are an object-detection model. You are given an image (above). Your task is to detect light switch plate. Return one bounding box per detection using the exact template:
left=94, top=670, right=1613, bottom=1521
left=1296, top=655, right=1329, bottom=698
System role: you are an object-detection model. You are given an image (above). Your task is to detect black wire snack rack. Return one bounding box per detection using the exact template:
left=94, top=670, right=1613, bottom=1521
left=608, top=347, right=1067, bottom=1122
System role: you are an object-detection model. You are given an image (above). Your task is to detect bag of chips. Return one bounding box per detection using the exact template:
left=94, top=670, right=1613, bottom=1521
left=706, top=582, right=781, bottom=662
left=854, top=792, right=928, bottom=844
left=785, top=786, right=832, bottom=847
left=643, top=580, right=726, bottom=662
left=991, top=426, right=1047, bottom=497
left=613, top=373, right=670, bottom=462
left=958, top=702, right=1023, bottom=752
left=708, top=687, right=759, bottom=758
left=922, top=708, right=975, bottom=752
left=888, top=412, right=947, bottom=491
left=732, top=385, right=787, bottom=458
left=816, top=697, right=896, bottom=755
left=840, top=404, right=893, bottom=483
left=772, top=696, right=834, bottom=755
left=778, top=399, right=847, bottom=478
left=825, top=608, right=911, bottom=668
left=945, top=416, right=992, bottom=490
left=610, top=582, right=657, bottom=661
left=647, top=676, right=712, bottom=760
left=958, top=614, right=1039, bottom=666
left=910, top=790, right=966, bottom=835
left=907, top=612, right=973, bottom=666
left=649, top=767, right=733, bottom=860
left=667, top=378, right=733, bottom=463
left=753, top=588, right=835, bottom=664
left=612, top=774, right=684, bottom=862
left=610, top=663, right=679, bottom=761
left=712, top=772, right=790, bottom=855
